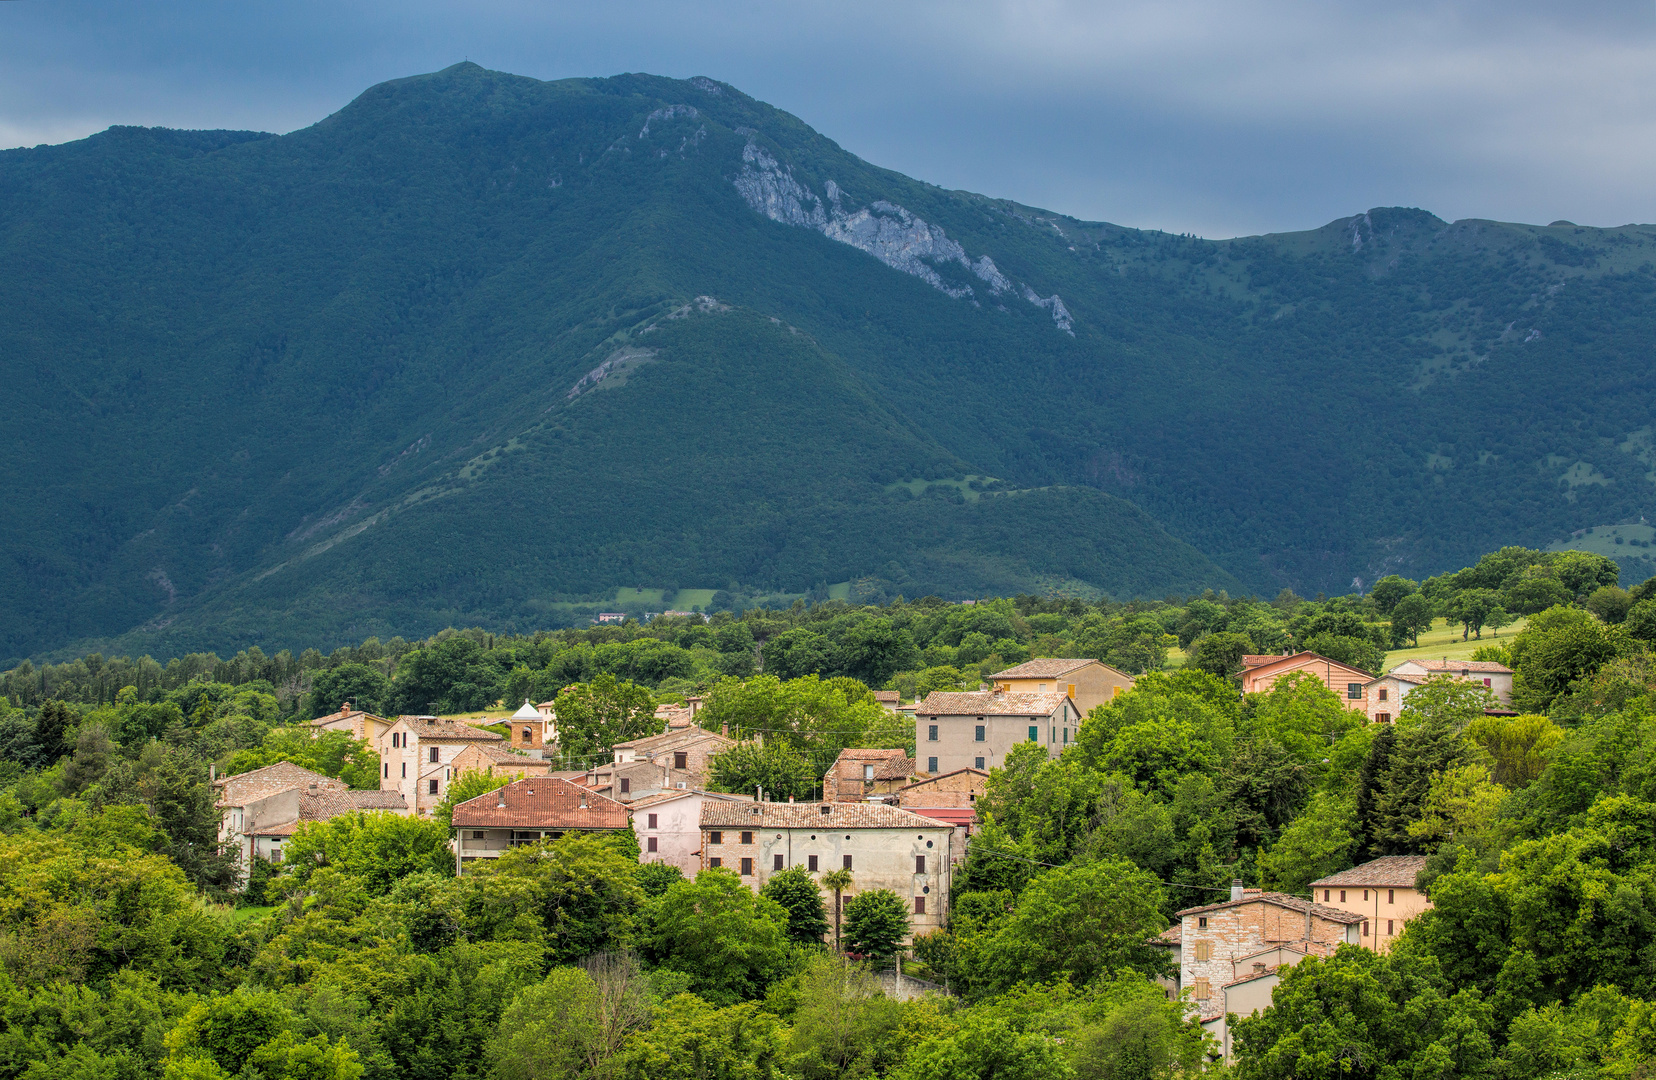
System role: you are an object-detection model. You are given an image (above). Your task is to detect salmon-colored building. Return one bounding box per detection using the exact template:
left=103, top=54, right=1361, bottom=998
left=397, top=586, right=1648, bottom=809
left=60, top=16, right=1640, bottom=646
left=1240, top=652, right=1376, bottom=710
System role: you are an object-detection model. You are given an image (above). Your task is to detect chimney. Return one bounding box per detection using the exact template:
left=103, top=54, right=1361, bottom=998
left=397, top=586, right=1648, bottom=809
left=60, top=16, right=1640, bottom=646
left=496, top=789, right=507, bottom=808
left=756, top=785, right=763, bottom=803
left=1230, top=879, right=1244, bottom=902
left=209, top=764, right=216, bottom=782
left=721, top=723, right=729, bottom=737
left=788, top=795, right=794, bottom=803
left=342, top=701, right=351, bottom=713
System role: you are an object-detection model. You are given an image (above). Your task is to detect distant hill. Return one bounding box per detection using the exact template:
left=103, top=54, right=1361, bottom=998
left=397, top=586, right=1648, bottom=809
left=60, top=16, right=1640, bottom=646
left=3, top=63, right=1654, bottom=660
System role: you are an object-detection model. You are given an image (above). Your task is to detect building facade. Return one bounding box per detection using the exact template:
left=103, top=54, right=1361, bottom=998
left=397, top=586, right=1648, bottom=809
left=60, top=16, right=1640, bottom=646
left=610, top=725, right=736, bottom=790
left=1389, top=659, right=1514, bottom=705
left=631, top=788, right=753, bottom=877
left=447, top=742, right=553, bottom=782
left=379, top=716, right=505, bottom=816
left=896, top=768, right=987, bottom=843
left=1240, top=652, right=1376, bottom=707
left=989, top=658, right=1134, bottom=717
left=310, top=703, right=395, bottom=746
left=1308, top=855, right=1432, bottom=950
left=216, top=761, right=408, bottom=876
left=698, top=801, right=956, bottom=939
left=914, top=689, right=1080, bottom=774
left=450, top=777, right=630, bottom=872
left=822, top=748, right=916, bottom=803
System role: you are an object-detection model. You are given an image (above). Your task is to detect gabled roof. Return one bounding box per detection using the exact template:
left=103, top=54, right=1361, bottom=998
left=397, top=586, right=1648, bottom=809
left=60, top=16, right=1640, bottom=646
left=216, top=761, right=344, bottom=805
left=350, top=790, right=409, bottom=811
left=827, top=748, right=914, bottom=781
left=700, top=801, right=957, bottom=830
left=1394, top=659, right=1514, bottom=674
left=450, top=777, right=629, bottom=830
left=510, top=700, right=542, bottom=720
left=614, top=726, right=735, bottom=754
left=627, top=788, right=753, bottom=811
left=1309, top=855, right=1429, bottom=889
left=1176, top=888, right=1364, bottom=924
left=395, top=716, right=503, bottom=741
left=311, top=705, right=391, bottom=727
left=897, top=767, right=989, bottom=792
left=1365, top=672, right=1427, bottom=687
left=992, top=657, right=1124, bottom=679
left=1242, top=651, right=1377, bottom=680
left=916, top=690, right=1068, bottom=717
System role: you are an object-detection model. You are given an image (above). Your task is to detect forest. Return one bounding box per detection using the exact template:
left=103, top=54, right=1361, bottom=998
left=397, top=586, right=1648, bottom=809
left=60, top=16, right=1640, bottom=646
left=1, top=542, right=1655, bottom=1078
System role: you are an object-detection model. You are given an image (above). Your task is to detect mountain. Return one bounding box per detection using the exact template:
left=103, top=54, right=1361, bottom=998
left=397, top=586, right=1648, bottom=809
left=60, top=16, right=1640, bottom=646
left=3, top=64, right=1655, bottom=660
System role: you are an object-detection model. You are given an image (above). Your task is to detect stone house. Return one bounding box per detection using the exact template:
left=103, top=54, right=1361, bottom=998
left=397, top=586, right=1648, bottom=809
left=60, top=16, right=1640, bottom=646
left=1309, top=855, right=1432, bottom=950
left=450, top=776, right=630, bottom=873
left=698, top=801, right=957, bottom=939
left=822, top=748, right=917, bottom=803
left=1162, top=884, right=1362, bottom=1028
left=310, top=703, right=395, bottom=746
left=914, top=689, right=1081, bottom=774
left=216, top=761, right=407, bottom=876
left=989, top=658, right=1135, bottom=717
left=611, top=725, right=736, bottom=790
left=500, top=700, right=554, bottom=756
left=562, top=757, right=678, bottom=803
left=1359, top=672, right=1424, bottom=723
left=631, top=788, right=753, bottom=876
left=896, top=768, right=988, bottom=843
left=379, top=715, right=505, bottom=816
left=1240, top=652, right=1376, bottom=709
left=447, top=742, right=553, bottom=782
left=1389, top=659, right=1514, bottom=705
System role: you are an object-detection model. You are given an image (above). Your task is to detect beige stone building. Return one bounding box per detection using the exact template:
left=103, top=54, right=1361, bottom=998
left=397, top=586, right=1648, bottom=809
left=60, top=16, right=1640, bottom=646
left=990, top=658, right=1134, bottom=717
left=1161, top=884, right=1361, bottom=1037
left=698, top=801, right=957, bottom=939
left=310, top=703, right=395, bottom=746
left=631, top=788, right=753, bottom=876
left=450, top=776, right=630, bottom=873
left=1309, top=855, right=1432, bottom=950
left=914, top=689, right=1080, bottom=774
left=380, top=715, right=505, bottom=816
left=822, top=748, right=916, bottom=803
left=896, top=768, right=987, bottom=842
left=611, top=725, right=736, bottom=790
left=447, top=742, right=553, bottom=782
left=215, top=761, right=407, bottom=876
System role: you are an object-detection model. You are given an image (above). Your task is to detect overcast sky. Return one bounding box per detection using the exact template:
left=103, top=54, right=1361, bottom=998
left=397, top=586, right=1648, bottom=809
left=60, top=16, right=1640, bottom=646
left=3, top=0, right=1652, bottom=238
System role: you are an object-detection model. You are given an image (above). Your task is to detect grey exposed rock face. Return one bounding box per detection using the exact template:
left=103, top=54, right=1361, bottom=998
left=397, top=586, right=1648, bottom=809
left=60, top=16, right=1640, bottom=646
left=733, top=139, right=1072, bottom=333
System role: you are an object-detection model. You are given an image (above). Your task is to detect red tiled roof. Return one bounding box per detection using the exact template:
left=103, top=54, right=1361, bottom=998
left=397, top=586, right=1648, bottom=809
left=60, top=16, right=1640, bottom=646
left=1399, top=659, right=1514, bottom=674
left=1309, top=855, right=1429, bottom=888
left=992, top=658, right=1106, bottom=678
left=216, top=761, right=344, bottom=806
left=1243, top=651, right=1377, bottom=680
left=700, top=801, right=956, bottom=830
left=907, top=808, right=976, bottom=828
left=450, top=777, right=629, bottom=830
left=396, top=716, right=503, bottom=741
left=898, top=768, right=989, bottom=791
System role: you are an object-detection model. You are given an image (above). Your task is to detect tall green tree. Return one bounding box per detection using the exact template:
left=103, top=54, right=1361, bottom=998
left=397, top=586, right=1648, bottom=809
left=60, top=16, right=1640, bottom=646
left=551, top=673, right=659, bottom=762
left=760, top=866, right=830, bottom=947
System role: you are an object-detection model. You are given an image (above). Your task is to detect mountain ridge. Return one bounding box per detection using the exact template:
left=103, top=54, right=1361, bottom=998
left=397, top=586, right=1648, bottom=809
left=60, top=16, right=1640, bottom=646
left=3, top=62, right=1655, bottom=661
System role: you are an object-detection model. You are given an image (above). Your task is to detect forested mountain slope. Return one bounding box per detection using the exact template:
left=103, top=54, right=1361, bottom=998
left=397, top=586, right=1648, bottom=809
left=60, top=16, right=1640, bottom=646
left=3, top=63, right=1654, bottom=659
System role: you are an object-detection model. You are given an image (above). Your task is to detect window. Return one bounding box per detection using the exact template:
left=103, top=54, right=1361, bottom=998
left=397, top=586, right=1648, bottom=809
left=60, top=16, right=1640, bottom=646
left=673, top=752, right=687, bottom=770
left=647, top=813, right=658, bottom=829
left=1363, top=889, right=1369, bottom=901
left=1197, top=917, right=1207, bottom=929
left=1067, top=683, right=1076, bottom=698
left=774, top=854, right=784, bottom=871
left=975, top=724, right=985, bottom=742
left=382, top=763, right=389, bottom=779
left=1028, top=726, right=1038, bottom=742
left=1063, top=728, right=1069, bottom=744
left=1323, top=889, right=1330, bottom=902
left=740, top=858, right=753, bottom=876
left=1483, top=678, right=1491, bottom=687
left=843, top=854, right=853, bottom=869
left=808, top=854, right=818, bottom=871
left=1193, top=940, right=1213, bottom=961
left=974, top=757, right=985, bottom=770
left=741, top=831, right=753, bottom=844
left=927, top=757, right=938, bottom=773
left=1388, top=889, right=1395, bottom=904
left=927, top=724, right=938, bottom=741
left=1362, top=921, right=1370, bottom=937
left=1376, top=713, right=1391, bottom=723
left=1347, top=683, right=1362, bottom=700
left=620, top=778, right=631, bottom=794
left=864, top=764, right=875, bottom=781
left=522, top=727, right=532, bottom=744
left=646, top=837, right=658, bottom=853
left=710, top=831, right=723, bottom=845
left=710, top=857, right=721, bottom=868
left=270, top=847, right=283, bottom=863
left=1378, top=688, right=1388, bottom=702
left=1387, top=919, right=1395, bottom=935
left=428, top=778, right=439, bottom=795
left=1193, top=978, right=1211, bottom=1001
left=914, top=896, right=926, bottom=914
left=429, top=746, right=439, bottom=763
left=1340, top=890, right=1347, bottom=903
left=916, top=855, right=926, bottom=874
left=401, top=763, right=407, bottom=778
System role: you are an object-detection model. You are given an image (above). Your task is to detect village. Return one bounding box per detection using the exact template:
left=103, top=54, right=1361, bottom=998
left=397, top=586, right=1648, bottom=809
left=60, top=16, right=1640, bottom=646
left=213, top=647, right=1516, bottom=1057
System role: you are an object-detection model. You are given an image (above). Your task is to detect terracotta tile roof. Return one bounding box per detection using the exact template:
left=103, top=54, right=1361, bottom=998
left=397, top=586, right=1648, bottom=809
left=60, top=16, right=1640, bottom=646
left=1175, top=888, right=1364, bottom=924
left=991, top=658, right=1095, bottom=678
left=1400, top=660, right=1514, bottom=674
left=907, top=808, right=976, bottom=828
left=396, top=716, right=503, bottom=741
left=311, top=706, right=390, bottom=727
left=216, top=762, right=344, bottom=806
left=480, top=745, right=549, bottom=767
left=873, top=691, right=901, bottom=704
left=1242, top=654, right=1287, bottom=668
left=350, top=790, right=408, bottom=811
left=450, top=777, right=630, bottom=830
left=1158, top=923, right=1182, bottom=944
left=898, top=768, right=989, bottom=791
left=827, top=748, right=914, bottom=781
left=613, top=727, right=735, bottom=754
left=1309, top=855, right=1429, bottom=889
left=1243, top=651, right=1377, bottom=680
left=700, top=801, right=956, bottom=830
left=628, top=788, right=753, bottom=811
left=916, top=690, right=1067, bottom=717
left=1367, top=673, right=1426, bottom=686
left=248, top=820, right=304, bottom=837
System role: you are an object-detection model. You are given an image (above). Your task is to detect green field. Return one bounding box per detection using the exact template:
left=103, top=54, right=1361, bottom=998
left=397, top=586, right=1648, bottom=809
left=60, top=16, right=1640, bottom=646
left=1384, top=617, right=1524, bottom=666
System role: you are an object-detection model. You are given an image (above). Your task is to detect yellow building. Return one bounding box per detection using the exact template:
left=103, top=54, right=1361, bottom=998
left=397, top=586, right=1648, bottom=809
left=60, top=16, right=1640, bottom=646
left=1308, top=855, right=1432, bottom=951
left=990, top=658, right=1134, bottom=718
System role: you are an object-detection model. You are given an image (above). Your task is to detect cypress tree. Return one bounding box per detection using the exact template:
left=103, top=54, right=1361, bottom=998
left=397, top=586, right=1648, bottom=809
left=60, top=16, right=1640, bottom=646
left=1353, top=724, right=1395, bottom=855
